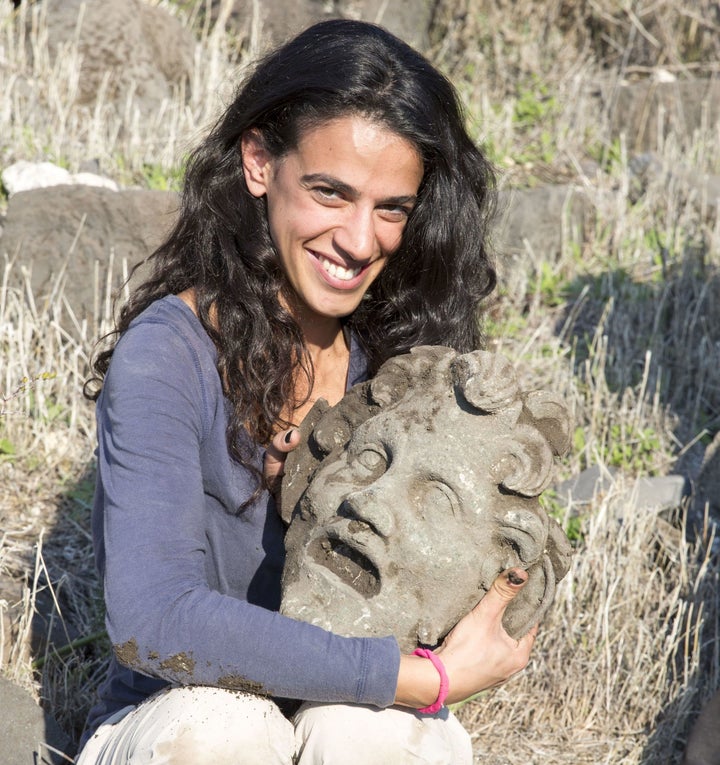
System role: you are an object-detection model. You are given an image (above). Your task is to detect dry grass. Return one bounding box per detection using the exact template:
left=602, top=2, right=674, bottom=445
left=1, top=0, right=719, bottom=761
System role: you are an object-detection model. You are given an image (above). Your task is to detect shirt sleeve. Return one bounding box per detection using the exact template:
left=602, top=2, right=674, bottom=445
left=96, top=317, right=400, bottom=707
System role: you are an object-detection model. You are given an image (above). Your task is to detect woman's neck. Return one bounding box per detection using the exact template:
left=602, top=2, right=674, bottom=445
left=285, top=304, right=351, bottom=423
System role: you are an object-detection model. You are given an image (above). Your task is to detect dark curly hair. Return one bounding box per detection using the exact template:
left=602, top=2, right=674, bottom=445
left=86, top=19, right=497, bottom=501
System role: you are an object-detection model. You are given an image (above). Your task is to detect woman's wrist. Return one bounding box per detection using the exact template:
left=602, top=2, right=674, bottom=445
left=394, top=653, right=444, bottom=709
left=412, top=648, right=449, bottom=713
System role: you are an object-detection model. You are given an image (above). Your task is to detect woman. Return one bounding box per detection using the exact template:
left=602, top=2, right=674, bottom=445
left=78, top=18, right=537, bottom=765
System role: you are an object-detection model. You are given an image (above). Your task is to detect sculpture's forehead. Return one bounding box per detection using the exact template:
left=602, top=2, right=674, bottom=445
left=352, top=390, right=503, bottom=444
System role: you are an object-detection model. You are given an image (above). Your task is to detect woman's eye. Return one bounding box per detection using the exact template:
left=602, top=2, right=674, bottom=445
left=313, top=186, right=341, bottom=201
left=377, top=205, right=411, bottom=222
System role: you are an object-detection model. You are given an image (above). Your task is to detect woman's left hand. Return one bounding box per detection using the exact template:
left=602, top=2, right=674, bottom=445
left=263, top=428, right=300, bottom=494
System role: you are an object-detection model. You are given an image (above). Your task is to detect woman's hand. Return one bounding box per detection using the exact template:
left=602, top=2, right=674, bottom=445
left=395, top=568, right=537, bottom=708
left=263, top=428, right=300, bottom=494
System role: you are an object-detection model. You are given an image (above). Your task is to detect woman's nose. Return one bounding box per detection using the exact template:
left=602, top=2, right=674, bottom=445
left=340, top=485, right=395, bottom=538
left=334, top=207, right=377, bottom=263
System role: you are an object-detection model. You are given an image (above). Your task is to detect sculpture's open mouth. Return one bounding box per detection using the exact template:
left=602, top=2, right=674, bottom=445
left=308, top=535, right=381, bottom=597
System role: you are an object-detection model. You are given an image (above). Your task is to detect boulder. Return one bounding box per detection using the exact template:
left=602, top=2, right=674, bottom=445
left=38, top=0, right=195, bottom=115
left=2, top=161, right=119, bottom=195
left=0, top=186, right=178, bottom=325
left=609, top=80, right=720, bottom=154
left=211, top=0, right=436, bottom=51
left=0, top=674, right=73, bottom=764
left=494, top=185, right=591, bottom=304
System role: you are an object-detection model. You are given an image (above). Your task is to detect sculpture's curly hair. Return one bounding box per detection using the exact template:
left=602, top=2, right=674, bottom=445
left=85, top=19, right=498, bottom=502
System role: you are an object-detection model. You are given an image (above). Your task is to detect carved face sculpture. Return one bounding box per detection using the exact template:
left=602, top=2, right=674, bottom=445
left=280, top=347, right=572, bottom=652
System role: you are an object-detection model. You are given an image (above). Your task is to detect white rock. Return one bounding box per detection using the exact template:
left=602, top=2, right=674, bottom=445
left=1, top=161, right=119, bottom=195
left=2, top=161, right=72, bottom=194
left=652, top=68, right=676, bottom=83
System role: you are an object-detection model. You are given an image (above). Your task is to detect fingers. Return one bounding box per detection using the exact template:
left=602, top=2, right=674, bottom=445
left=432, top=567, right=540, bottom=703
left=267, top=427, right=300, bottom=458
left=263, top=428, right=300, bottom=492
left=474, top=567, right=528, bottom=620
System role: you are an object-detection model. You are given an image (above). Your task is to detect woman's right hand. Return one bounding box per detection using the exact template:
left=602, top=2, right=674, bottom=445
left=395, top=568, right=536, bottom=708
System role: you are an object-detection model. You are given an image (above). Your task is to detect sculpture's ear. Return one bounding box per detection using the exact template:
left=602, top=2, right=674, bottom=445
left=452, top=351, right=519, bottom=413
left=491, top=425, right=556, bottom=497
left=278, top=398, right=331, bottom=524
left=521, top=391, right=572, bottom=456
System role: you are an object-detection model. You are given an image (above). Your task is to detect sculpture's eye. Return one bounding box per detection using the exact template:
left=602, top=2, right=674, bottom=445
left=421, top=481, right=459, bottom=517
left=352, top=447, right=388, bottom=478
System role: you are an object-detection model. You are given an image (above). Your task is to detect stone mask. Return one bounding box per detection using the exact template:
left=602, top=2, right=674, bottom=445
left=280, top=346, right=573, bottom=652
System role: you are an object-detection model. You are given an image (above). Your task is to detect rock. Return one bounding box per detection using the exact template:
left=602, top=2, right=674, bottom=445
left=212, top=0, right=435, bottom=51
left=627, top=152, right=720, bottom=219
left=554, top=465, right=619, bottom=508
left=0, top=674, right=73, bottom=764
left=38, top=0, right=195, bottom=116
left=609, top=80, right=720, bottom=154
left=0, top=186, right=178, bottom=325
left=2, top=161, right=119, bottom=195
left=494, top=185, right=592, bottom=304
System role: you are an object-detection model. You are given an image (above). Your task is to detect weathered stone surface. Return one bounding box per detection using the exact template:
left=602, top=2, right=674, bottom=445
left=610, top=80, right=720, bottom=154
left=39, top=0, right=195, bottom=115
left=494, top=185, right=591, bottom=304
left=2, top=161, right=119, bottom=195
left=280, top=346, right=572, bottom=651
left=0, top=674, right=73, bottom=764
left=554, top=465, right=618, bottom=508
left=0, top=186, right=178, bottom=323
left=212, top=0, right=435, bottom=51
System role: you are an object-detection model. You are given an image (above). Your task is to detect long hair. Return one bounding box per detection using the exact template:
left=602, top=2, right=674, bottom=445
left=86, top=19, right=497, bottom=502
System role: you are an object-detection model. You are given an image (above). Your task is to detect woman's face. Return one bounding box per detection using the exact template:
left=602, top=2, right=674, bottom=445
left=242, top=115, right=424, bottom=320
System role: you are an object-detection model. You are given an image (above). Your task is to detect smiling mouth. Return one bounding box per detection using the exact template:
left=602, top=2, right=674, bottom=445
left=308, top=535, right=380, bottom=597
left=317, top=254, right=362, bottom=281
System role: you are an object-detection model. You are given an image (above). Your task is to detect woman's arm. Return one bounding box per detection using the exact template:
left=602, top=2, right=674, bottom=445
left=97, top=308, right=399, bottom=708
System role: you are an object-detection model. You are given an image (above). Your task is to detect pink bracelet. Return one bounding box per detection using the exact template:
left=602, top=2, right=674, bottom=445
left=412, top=648, right=449, bottom=714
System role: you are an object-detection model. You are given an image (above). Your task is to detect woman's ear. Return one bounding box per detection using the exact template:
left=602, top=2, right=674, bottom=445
left=241, top=129, right=273, bottom=198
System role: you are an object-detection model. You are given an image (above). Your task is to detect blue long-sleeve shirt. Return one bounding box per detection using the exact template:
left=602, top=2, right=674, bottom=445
left=80, top=295, right=400, bottom=748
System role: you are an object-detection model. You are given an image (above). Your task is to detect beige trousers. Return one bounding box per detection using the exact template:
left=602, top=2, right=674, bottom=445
left=75, top=686, right=473, bottom=764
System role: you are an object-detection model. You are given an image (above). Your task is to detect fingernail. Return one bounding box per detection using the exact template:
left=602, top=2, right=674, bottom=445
left=507, top=570, right=525, bottom=586
left=284, top=429, right=295, bottom=444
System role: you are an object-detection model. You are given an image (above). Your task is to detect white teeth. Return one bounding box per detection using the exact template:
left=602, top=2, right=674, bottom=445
left=319, top=255, right=360, bottom=281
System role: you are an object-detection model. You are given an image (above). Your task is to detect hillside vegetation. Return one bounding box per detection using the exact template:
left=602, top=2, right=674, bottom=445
left=1, top=1, right=719, bottom=762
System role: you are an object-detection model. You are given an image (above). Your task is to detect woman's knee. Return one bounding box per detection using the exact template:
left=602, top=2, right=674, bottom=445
left=79, top=687, right=295, bottom=765
left=293, top=702, right=473, bottom=765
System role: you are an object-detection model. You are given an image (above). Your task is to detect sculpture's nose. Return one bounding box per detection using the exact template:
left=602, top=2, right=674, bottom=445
left=340, top=486, right=395, bottom=539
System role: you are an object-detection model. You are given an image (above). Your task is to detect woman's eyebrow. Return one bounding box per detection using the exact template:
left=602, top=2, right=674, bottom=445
left=301, top=173, right=417, bottom=206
